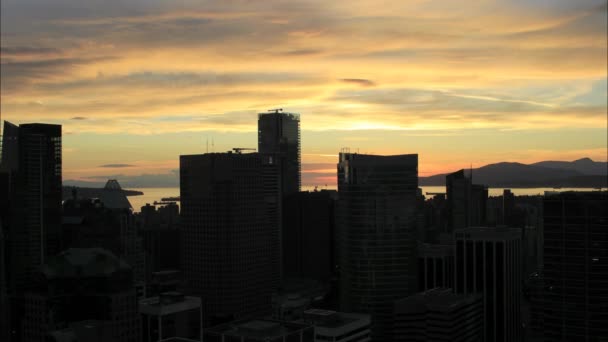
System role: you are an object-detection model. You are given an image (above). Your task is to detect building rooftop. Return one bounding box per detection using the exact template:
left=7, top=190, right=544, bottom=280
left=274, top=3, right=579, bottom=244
left=395, top=288, right=482, bottom=312
left=99, top=179, right=132, bottom=210
left=139, top=292, right=201, bottom=316
left=301, top=309, right=369, bottom=329
left=207, top=318, right=310, bottom=338
left=42, top=248, right=130, bottom=279
left=454, top=226, right=521, bottom=240
left=418, top=242, right=454, bottom=257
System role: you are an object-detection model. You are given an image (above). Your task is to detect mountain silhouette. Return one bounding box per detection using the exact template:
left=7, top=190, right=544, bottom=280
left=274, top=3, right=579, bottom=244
left=420, top=158, right=607, bottom=187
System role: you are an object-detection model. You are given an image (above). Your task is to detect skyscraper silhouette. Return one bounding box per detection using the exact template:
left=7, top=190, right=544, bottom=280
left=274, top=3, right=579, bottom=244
left=0, top=122, right=62, bottom=292
left=258, top=110, right=301, bottom=196
left=179, top=152, right=278, bottom=321
left=336, top=152, right=419, bottom=340
left=542, top=191, right=608, bottom=341
left=454, top=227, right=522, bottom=342
left=258, top=109, right=301, bottom=287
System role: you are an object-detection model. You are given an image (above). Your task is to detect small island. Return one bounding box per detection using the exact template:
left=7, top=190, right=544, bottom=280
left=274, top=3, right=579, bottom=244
left=62, top=186, right=143, bottom=200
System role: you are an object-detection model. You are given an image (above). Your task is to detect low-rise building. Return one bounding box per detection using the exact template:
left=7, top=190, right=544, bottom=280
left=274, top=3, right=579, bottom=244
left=203, top=318, right=314, bottom=342
left=140, top=292, right=201, bottom=342
left=393, top=288, right=483, bottom=342
left=300, top=309, right=371, bottom=342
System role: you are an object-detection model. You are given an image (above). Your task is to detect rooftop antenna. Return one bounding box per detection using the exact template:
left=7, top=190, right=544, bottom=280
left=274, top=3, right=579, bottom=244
left=212, top=137, right=214, bottom=152
left=206, top=137, right=209, bottom=153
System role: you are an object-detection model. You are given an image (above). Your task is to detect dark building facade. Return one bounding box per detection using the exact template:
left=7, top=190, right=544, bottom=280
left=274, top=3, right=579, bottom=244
left=446, top=169, right=488, bottom=232
left=282, top=190, right=336, bottom=282
left=22, top=248, right=140, bottom=342
left=204, top=319, right=313, bottom=342
left=0, top=220, right=9, bottom=342
left=454, top=227, right=522, bottom=342
left=336, top=153, right=419, bottom=341
left=393, top=288, right=483, bottom=342
left=179, top=152, right=278, bottom=321
left=417, top=242, right=454, bottom=292
left=446, top=170, right=470, bottom=232
left=62, top=182, right=146, bottom=298
left=257, top=110, right=301, bottom=196
left=1, top=122, right=62, bottom=293
left=542, top=191, right=608, bottom=341
left=138, top=203, right=181, bottom=279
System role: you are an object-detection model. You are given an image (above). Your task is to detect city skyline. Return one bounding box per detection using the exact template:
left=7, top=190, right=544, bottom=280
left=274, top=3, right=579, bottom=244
left=1, top=0, right=606, bottom=187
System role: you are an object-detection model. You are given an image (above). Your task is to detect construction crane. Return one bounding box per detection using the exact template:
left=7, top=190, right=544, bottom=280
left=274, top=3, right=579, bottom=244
left=268, top=108, right=283, bottom=113
left=232, top=147, right=256, bottom=154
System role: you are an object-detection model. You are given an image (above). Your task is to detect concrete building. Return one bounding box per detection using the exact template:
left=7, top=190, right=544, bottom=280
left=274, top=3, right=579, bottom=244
left=203, top=319, right=314, bottom=342
left=417, top=242, right=454, bottom=291
left=140, top=292, right=202, bottom=342
left=336, top=152, right=419, bottom=340
left=21, top=248, right=140, bottom=342
left=180, top=152, right=278, bottom=321
left=300, top=309, right=371, bottom=342
left=393, top=288, right=483, bottom=342
left=454, top=227, right=522, bottom=342
left=542, top=191, right=608, bottom=341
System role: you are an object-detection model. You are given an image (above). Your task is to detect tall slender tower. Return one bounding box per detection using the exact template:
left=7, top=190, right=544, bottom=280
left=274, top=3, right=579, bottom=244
left=1, top=122, right=62, bottom=292
left=257, top=109, right=300, bottom=196
left=258, top=109, right=300, bottom=287
left=336, top=152, right=419, bottom=340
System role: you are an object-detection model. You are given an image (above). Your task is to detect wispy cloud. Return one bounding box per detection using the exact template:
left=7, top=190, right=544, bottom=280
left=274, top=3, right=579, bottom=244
left=2, top=0, right=606, bottom=183
left=340, top=78, right=376, bottom=87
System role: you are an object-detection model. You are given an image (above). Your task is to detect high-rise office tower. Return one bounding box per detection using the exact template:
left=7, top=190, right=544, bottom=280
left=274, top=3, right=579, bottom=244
left=542, top=191, right=608, bottom=341
left=180, top=152, right=278, bottom=321
left=0, top=121, right=62, bottom=293
left=22, top=248, right=140, bottom=342
left=336, top=153, right=419, bottom=340
left=454, top=227, right=522, bottom=342
left=446, top=170, right=488, bottom=232
left=257, top=109, right=301, bottom=196
left=446, top=170, right=470, bottom=231
left=258, top=110, right=300, bottom=287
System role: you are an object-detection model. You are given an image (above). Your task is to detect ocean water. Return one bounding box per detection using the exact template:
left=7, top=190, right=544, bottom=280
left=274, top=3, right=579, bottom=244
left=126, top=186, right=600, bottom=213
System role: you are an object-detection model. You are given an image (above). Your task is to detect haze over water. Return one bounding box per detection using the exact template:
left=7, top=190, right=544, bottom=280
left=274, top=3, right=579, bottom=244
left=127, top=186, right=602, bottom=212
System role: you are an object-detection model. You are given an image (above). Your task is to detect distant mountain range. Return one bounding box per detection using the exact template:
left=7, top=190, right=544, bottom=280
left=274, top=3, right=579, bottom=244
left=420, top=158, right=608, bottom=188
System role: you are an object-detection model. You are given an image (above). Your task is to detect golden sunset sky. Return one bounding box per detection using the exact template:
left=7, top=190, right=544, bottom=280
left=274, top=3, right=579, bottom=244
left=1, top=0, right=606, bottom=187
